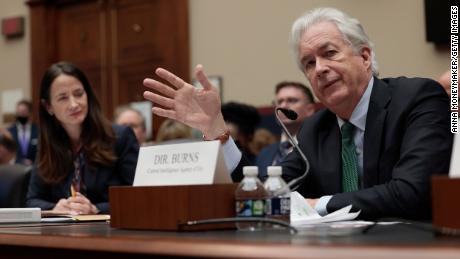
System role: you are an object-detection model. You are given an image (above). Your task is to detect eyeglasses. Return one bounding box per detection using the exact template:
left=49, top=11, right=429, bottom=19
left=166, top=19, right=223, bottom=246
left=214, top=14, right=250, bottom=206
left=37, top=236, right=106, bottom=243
left=273, top=98, right=306, bottom=106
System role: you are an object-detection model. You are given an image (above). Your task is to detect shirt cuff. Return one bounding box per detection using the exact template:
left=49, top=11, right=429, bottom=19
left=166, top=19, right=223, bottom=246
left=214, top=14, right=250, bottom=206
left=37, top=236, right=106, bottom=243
left=221, top=137, right=242, bottom=173
left=315, top=195, right=332, bottom=216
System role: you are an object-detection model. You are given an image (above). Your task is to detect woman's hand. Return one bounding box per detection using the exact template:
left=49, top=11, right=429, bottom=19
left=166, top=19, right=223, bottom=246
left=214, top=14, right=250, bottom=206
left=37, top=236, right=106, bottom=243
left=66, top=192, right=99, bottom=215
left=52, top=198, right=72, bottom=214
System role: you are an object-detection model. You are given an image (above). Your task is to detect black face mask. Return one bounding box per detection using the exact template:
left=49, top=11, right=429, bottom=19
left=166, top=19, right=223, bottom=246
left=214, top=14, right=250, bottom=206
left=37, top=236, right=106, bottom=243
left=16, top=116, right=28, bottom=125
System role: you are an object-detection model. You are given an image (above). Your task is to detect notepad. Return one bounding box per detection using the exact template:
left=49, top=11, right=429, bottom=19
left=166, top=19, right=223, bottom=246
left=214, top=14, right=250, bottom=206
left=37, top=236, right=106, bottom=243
left=41, top=211, right=110, bottom=223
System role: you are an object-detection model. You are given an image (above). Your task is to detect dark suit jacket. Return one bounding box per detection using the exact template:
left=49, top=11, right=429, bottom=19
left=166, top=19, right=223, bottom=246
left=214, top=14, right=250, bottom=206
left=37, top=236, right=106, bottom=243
left=233, top=77, right=453, bottom=220
left=26, top=125, right=139, bottom=213
left=256, top=142, right=280, bottom=178
left=8, top=122, right=39, bottom=164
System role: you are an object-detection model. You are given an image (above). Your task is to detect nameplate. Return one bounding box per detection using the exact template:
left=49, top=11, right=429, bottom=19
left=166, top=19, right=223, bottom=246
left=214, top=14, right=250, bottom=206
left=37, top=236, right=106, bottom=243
left=133, top=141, right=231, bottom=186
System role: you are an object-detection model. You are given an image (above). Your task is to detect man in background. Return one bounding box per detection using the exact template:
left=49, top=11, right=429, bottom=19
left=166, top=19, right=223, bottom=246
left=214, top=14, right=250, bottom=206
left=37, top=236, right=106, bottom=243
left=256, top=81, right=315, bottom=177
left=8, top=100, right=38, bottom=165
left=114, top=106, right=147, bottom=145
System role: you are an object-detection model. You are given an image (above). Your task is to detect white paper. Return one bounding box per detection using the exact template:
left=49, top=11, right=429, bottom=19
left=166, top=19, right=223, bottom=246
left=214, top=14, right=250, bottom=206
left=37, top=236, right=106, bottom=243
left=449, top=134, right=460, bottom=178
left=290, top=191, right=360, bottom=226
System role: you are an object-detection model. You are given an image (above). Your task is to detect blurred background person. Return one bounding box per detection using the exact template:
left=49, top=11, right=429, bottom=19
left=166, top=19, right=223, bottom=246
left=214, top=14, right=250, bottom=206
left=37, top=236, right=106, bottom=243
left=26, top=62, right=139, bottom=215
left=221, top=101, right=261, bottom=164
left=7, top=99, right=39, bottom=165
left=155, top=119, right=193, bottom=144
left=248, top=128, right=277, bottom=157
left=256, top=81, right=316, bottom=177
left=0, top=129, right=17, bottom=165
left=114, top=105, right=147, bottom=145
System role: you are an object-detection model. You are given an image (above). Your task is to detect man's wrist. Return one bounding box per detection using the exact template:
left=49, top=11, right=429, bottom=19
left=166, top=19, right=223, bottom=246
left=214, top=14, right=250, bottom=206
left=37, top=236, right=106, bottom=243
left=203, top=129, right=230, bottom=144
left=202, top=113, right=228, bottom=140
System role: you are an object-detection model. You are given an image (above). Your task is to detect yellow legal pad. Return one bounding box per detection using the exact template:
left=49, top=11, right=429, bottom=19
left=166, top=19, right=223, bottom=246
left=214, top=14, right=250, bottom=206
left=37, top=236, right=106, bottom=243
left=41, top=211, right=110, bottom=223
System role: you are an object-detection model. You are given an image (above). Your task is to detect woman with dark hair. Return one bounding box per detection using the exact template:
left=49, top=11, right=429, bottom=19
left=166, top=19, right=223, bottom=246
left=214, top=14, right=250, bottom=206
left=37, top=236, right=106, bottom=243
left=26, top=62, right=139, bottom=214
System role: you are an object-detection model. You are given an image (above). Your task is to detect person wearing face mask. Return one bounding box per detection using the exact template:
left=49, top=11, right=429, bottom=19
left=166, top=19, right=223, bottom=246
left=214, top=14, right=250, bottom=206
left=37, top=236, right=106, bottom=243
left=7, top=99, right=39, bottom=165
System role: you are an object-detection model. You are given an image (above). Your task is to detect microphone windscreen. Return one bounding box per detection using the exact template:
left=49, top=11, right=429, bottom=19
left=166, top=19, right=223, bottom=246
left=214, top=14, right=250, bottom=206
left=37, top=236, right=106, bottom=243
left=277, top=108, right=298, bottom=120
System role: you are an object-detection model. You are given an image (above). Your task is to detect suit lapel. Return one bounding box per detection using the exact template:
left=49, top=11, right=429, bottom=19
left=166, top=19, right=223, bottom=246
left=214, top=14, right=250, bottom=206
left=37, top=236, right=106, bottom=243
left=363, top=77, right=391, bottom=187
left=317, top=111, right=342, bottom=193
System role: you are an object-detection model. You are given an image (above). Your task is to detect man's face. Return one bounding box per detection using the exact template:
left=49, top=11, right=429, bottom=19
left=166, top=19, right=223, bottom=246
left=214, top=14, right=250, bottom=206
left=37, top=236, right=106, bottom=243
left=298, top=22, right=371, bottom=117
left=116, top=110, right=146, bottom=144
left=275, top=86, right=314, bottom=125
left=16, top=104, right=30, bottom=118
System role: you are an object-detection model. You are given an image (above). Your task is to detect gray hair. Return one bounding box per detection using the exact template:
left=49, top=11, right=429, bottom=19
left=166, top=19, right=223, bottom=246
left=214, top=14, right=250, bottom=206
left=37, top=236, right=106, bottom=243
left=290, top=7, right=379, bottom=76
left=113, top=105, right=146, bottom=130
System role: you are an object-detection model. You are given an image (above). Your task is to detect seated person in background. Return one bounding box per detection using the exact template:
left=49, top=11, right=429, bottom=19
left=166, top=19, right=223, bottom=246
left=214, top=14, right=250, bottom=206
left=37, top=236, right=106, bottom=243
left=143, top=7, right=452, bottom=220
left=248, top=128, right=277, bottom=158
left=8, top=99, right=39, bottom=165
left=221, top=102, right=261, bottom=164
left=27, top=62, right=139, bottom=215
left=114, top=105, right=148, bottom=145
left=155, top=119, right=193, bottom=144
left=256, top=81, right=315, bottom=178
left=0, top=129, right=17, bottom=165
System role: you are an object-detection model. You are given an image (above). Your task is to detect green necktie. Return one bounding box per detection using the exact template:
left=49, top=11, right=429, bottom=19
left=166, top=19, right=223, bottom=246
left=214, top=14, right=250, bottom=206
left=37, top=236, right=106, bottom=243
left=341, top=122, right=359, bottom=192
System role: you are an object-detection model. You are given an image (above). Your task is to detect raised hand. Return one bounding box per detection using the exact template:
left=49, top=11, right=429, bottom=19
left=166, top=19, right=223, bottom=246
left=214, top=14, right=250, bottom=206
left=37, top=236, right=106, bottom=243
left=143, top=64, right=227, bottom=139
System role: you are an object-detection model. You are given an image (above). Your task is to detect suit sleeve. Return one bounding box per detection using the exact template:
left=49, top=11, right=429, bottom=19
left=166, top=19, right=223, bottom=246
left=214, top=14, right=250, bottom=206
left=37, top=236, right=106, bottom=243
left=26, top=166, right=56, bottom=210
left=114, top=126, right=139, bottom=184
left=94, top=126, right=139, bottom=213
left=328, top=80, right=453, bottom=220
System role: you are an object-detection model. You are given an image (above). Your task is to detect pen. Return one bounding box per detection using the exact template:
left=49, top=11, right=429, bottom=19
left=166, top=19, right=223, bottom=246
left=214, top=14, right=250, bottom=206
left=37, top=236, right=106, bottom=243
left=70, top=184, right=76, bottom=198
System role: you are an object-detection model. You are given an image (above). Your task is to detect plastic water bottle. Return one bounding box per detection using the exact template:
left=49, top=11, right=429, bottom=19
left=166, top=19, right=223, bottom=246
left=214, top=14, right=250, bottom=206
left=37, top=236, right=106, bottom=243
left=235, top=166, right=267, bottom=231
left=264, top=166, right=290, bottom=226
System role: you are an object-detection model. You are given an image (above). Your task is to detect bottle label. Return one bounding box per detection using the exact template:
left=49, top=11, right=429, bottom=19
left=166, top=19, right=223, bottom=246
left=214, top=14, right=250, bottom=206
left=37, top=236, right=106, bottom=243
left=235, top=199, right=265, bottom=217
left=266, top=197, right=290, bottom=216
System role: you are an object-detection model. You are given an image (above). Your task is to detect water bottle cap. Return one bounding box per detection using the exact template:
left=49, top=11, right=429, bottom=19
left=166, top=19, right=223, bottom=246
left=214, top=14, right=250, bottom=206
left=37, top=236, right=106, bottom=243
left=242, top=166, right=258, bottom=176
left=267, top=166, right=282, bottom=176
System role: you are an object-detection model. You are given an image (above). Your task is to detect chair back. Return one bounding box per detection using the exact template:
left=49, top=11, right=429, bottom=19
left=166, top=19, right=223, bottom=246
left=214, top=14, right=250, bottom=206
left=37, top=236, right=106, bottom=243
left=0, top=164, right=32, bottom=208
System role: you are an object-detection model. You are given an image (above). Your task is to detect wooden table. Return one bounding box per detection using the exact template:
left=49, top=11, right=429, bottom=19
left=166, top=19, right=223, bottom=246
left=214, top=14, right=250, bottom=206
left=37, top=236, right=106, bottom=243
left=0, top=221, right=459, bottom=258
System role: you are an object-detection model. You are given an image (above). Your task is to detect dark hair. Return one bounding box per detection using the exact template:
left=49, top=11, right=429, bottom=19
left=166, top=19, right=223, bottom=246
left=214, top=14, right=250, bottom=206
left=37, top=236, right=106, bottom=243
left=0, top=134, right=16, bottom=153
left=38, top=62, right=116, bottom=183
left=275, top=81, right=315, bottom=103
left=221, top=102, right=261, bottom=136
left=17, top=99, right=33, bottom=113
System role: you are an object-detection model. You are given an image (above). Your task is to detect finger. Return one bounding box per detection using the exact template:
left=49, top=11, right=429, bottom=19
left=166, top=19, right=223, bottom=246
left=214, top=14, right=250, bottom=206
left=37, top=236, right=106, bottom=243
left=69, top=202, right=90, bottom=214
left=195, top=64, right=213, bottom=91
left=151, top=107, right=177, bottom=120
left=143, top=78, right=176, bottom=98
left=155, top=68, right=186, bottom=90
left=143, top=91, right=175, bottom=109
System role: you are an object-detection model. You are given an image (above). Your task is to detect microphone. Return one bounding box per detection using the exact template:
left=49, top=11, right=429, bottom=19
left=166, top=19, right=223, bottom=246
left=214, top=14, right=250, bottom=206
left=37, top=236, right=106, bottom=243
left=275, top=107, right=310, bottom=192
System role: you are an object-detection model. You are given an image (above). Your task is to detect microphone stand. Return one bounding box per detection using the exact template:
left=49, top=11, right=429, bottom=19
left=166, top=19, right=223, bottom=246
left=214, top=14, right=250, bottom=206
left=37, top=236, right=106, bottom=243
left=275, top=108, right=310, bottom=192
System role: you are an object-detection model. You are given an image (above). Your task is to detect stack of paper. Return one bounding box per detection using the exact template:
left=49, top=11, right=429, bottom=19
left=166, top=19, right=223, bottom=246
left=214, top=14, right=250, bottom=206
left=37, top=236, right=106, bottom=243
left=290, top=191, right=360, bottom=226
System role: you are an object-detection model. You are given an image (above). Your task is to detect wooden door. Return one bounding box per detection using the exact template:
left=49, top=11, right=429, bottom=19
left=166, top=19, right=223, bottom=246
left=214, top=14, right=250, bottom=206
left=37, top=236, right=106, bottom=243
left=27, top=0, right=189, bottom=139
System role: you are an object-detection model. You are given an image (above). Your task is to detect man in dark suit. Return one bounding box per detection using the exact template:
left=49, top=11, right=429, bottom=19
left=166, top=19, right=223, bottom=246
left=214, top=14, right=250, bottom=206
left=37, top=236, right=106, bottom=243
left=143, top=7, right=452, bottom=220
left=8, top=100, right=39, bottom=165
left=256, top=82, right=315, bottom=178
